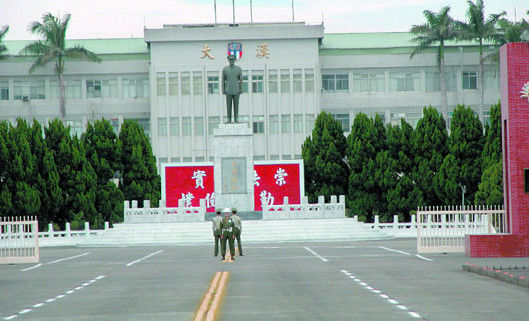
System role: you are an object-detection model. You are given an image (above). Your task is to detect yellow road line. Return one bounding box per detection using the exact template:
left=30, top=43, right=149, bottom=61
left=194, top=271, right=230, bottom=321
left=205, top=271, right=229, bottom=321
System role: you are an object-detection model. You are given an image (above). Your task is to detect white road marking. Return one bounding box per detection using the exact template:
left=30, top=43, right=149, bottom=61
left=397, top=305, right=408, bottom=310
left=95, top=275, right=106, bottom=280
left=378, top=246, right=411, bottom=256
left=82, top=283, right=90, bottom=286
left=126, top=250, right=164, bottom=267
left=304, top=247, right=328, bottom=262
left=388, top=299, right=399, bottom=304
left=4, top=315, right=17, bottom=320
left=20, top=263, right=42, bottom=271
left=45, top=299, right=55, bottom=303
left=371, top=289, right=381, bottom=294
left=365, top=286, right=373, bottom=290
left=32, top=303, right=44, bottom=308
left=414, top=254, right=433, bottom=261
left=55, top=295, right=65, bottom=299
left=380, top=294, right=389, bottom=299
left=18, top=309, right=31, bottom=314
left=359, top=282, right=367, bottom=286
left=75, top=286, right=83, bottom=290
left=340, top=269, right=349, bottom=274
left=66, top=290, right=74, bottom=294
left=409, top=312, right=422, bottom=318
left=48, top=252, right=90, bottom=265
left=89, top=279, right=96, bottom=283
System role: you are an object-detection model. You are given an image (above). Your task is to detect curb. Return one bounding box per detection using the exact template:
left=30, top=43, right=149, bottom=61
left=462, top=263, right=529, bottom=289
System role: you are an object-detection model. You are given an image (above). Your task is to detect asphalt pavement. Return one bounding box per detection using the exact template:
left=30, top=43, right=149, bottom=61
left=1, top=239, right=529, bottom=321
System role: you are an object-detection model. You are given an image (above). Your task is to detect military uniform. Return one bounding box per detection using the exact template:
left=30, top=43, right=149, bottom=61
left=220, top=215, right=236, bottom=260
left=212, top=213, right=222, bottom=257
left=231, top=212, right=243, bottom=256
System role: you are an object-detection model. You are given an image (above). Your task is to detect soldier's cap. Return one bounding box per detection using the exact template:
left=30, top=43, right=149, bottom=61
left=227, top=54, right=236, bottom=60
left=231, top=208, right=237, bottom=213
left=223, top=207, right=231, bottom=213
left=215, top=208, right=222, bottom=214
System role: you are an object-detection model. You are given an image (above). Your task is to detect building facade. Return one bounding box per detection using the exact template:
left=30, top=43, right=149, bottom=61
left=0, top=22, right=501, bottom=169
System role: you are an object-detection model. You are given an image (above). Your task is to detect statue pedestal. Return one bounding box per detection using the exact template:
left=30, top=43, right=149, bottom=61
left=213, top=123, right=254, bottom=211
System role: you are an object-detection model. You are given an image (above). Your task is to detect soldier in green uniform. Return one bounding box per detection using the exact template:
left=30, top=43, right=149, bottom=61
left=220, top=208, right=236, bottom=261
left=212, top=208, right=222, bottom=257
left=231, top=208, right=243, bottom=256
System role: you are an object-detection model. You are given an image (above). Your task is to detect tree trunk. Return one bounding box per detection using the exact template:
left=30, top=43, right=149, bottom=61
left=479, top=40, right=484, bottom=124
left=440, top=50, right=448, bottom=127
left=58, top=73, right=66, bottom=119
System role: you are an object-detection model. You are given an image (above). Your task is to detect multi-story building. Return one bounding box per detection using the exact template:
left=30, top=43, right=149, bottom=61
left=0, top=22, right=500, bottom=169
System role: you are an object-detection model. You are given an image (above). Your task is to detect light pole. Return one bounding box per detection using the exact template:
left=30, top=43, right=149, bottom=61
left=459, top=184, right=466, bottom=208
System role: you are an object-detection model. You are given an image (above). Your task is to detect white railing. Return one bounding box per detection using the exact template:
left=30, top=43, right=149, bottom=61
left=416, top=205, right=507, bottom=254
left=362, top=215, right=418, bottom=237
left=124, top=199, right=206, bottom=223
left=262, top=195, right=346, bottom=220
left=0, top=216, right=39, bottom=264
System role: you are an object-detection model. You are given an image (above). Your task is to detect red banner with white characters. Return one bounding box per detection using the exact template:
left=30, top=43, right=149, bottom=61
left=163, top=161, right=303, bottom=212
left=164, top=165, right=215, bottom=210
left=253, top=163, right=301, bottom=211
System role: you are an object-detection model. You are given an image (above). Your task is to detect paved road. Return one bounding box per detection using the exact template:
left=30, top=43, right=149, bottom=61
left=1, top=239, right=529, bottom=321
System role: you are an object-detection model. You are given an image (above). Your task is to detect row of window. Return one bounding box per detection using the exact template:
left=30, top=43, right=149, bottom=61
left=321, top=70, right=497, bottom=92
left=0, top=79, right=149, bottom=101
left=155, top=69, right=315, bottom=96
left=158, top=154, right=304, bottom=164
left=157, top=114, right=315, bottom=137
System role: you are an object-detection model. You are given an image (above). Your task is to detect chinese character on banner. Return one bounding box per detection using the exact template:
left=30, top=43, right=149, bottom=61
left=192, top=170, right=206, bottom=189
left=274, top=167, right=288, bottom=186
left=205, top=192, right=215, bottom=208
left=260, top=190, right=274, bottom=207
left=254, top=170, right=261, bottom=186
left=180, top=192, right=195, bottom=207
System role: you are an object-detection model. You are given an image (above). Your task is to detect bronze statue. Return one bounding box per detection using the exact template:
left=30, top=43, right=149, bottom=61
left=222, top=54, right=243, bottom=123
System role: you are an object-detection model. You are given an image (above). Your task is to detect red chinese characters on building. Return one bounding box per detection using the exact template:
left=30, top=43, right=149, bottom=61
left=164, top=165, right=215, bottom=211
left=253, top=163, right=301, bottom=211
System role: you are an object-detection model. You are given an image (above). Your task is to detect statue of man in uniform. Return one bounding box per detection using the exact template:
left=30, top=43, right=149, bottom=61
left=222, top=54, right=243, bottom=123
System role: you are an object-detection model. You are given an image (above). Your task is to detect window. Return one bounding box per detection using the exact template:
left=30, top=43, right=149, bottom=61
left=196, top=157, right=205, bottom=162
left=525, top=169, right=529, bottom=193
left=123, top=79, right=149, bottom=98
left=14, top=80, right=45, bottom=100
left=281, top=114, right=291, bottom=133
left=159, top=158, right=168, bottom=165
left=322, top=74, right=349, bottom=92
left=51, top=80, right=82, bottom=99
left=280, top=69, right=290, bottom=93
left=238, top=115, right=250, bottom=127
left=194, top=117, right=204, bottom=136
left=65, top=120, right=85, bottom=137
left=131, top=118, right=150, bottom=138
left=110, top=119, right=120, bottom=134
left=254, top=155, right=265, bottom=161
left=207, top=72, right=219, bottom=94
left=282, top=154, right=292, bottom=160
left=305, top=69, right=314, bottom=92
left=306, top=114, right=315, bottom=133
left=193, top=72, right=203, bottom=94
left=0, top=81, right=8, bottom=100
left=390, top=72, right=420, bottom=91
left=484, top=70, right=499, bottom=90
left=293, top=69, right=302, bottom=93
left=183, top=157, right=192, bottom=162
left=181, top=72, right=190, bottom=95
left=269, top=115, right=279, bottom=133
left=294, top=114, right=303, bottom=133
left=268, top=70, right=278, bottom=93
left=252, top=71, right=263, bottom=93
left=294, top=154, right=302, bottom=159
left=171, top=157, right=180, bottom=163
left=253, top=115, right=264, bottom=133
left=242, top=71, right=249, bottom=93
left=270, top=155, right=279, bottom=160
left=158, top=117, right=167, bottom=136
left=86, top=80, right=102, bottom=98
left=463, top=71, right=477, bottom=90
left=182, top=117, right=191, bottom=136
left=156, top=72, right=166, bottom=96
left=353, top=72, right=384, bottom=92
left=102, top=79, right=118, bottom=98
left=208, top=116, right=220, bottom=134
left=332, top=114, right=350, bottom=132
left=168, top=72, right=178, bottom=96
left=170, top=117, right=179, bottom=136
left=425, top=71, right=456, bottom=92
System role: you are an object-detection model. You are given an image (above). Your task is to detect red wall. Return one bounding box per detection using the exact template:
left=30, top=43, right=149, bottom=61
left=466, top=43, right=529, bottom=257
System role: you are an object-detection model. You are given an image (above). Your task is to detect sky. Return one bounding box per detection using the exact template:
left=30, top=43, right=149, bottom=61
left=0, top=0, right=528, bottom=40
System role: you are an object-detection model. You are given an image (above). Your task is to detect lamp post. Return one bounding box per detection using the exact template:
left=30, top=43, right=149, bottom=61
left=459, top=184, right=466, bottom=208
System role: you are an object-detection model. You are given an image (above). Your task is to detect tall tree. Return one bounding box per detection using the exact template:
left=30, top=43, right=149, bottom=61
left=411, top=6, right=459, bottom=122
left=460, top=0, right=505, bottom=121
left=481, top=102, right=502, bottom=169
left=0, top=25, right=8, bottom=60
left=302, top=112, right=349, bottom=203
left=22, top=13, right=101, bottom=119
left=119, top=120, right=160, bottom=207
left=411, top=106, right=449, bottom=206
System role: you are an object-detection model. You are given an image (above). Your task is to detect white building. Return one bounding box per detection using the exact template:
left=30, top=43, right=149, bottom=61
left=0, top=22, right=500, bottom=169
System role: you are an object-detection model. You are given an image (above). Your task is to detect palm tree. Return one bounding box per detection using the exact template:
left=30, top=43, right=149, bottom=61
left=0, top=25, right=8, bottom=60
left=410, top=6, right=459, bottom=123
left=459, top=0, right=505, bottom=122
left=21, top=13, right=101, bottom=119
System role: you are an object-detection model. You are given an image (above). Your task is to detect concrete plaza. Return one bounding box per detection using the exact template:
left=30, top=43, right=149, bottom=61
left=1, top=239, right=528, bottom=321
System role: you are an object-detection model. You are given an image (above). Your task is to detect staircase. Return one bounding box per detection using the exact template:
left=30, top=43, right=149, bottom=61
left=79, top=218, right=393, bottom=246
